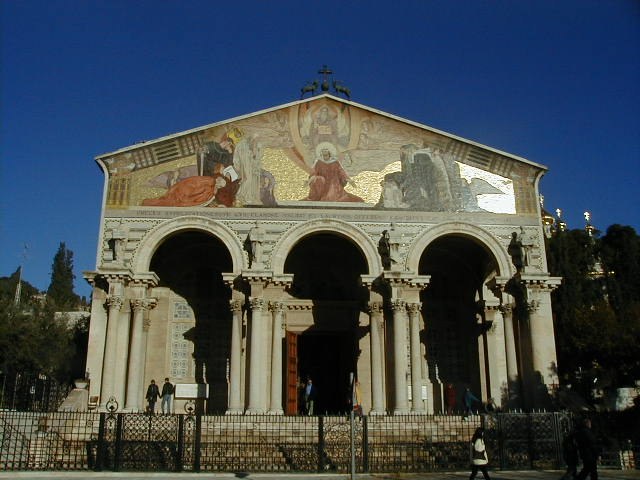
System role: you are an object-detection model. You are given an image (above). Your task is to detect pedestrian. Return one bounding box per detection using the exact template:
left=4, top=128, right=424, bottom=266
left=561, top=428, right=579, bottom=479
left=463, top=387, right=480, bottom=419
left=161, top=377, right=174, bottom=414
left=575, top=418, right=599, bottom=480
left=445, top=382, right=457, bottom=414
left=145, top=379, right=160, bottom=414
left=469, top=427, right=491, bottom=480
left=304, top=378, right=317, bottom=415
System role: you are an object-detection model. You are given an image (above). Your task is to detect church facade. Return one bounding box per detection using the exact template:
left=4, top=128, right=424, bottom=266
left=84, top=94, right=561, bottom=415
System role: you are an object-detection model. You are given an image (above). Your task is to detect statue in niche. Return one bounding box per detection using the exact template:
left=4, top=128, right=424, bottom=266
left=108, top=222, right=128, bottom=264
left=507, top=231, right=524, bottom=272
left=245, top=221, right=266, bottom=268
left=518, top=226, right=533, bottom=269
left=378, top=230, right=392, bottom=270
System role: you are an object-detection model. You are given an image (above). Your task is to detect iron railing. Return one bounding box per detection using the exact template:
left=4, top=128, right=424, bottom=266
left=0, top=411, right=638, bottom=472
left=0, top=373, right=70, bottom=413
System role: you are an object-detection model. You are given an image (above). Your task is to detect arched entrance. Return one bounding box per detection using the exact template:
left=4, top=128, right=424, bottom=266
left=149, top=230, right=232, bottom=413
left=419, top=234, right=498, bottom=405
left=284, top=232, right=368, bottom=414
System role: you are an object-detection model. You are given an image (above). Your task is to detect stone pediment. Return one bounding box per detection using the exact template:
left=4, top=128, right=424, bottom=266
left=98, top=94, right=543, bottom=216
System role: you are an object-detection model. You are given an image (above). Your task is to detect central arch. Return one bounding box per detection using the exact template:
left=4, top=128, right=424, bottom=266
left=283, top=231, right=369, bottom=414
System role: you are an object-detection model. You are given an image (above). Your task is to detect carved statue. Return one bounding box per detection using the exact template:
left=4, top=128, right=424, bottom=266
left=378, top=230, right=392, bottom=270
left=300, top=81, right=318, bottom=99
left=246, top=221, right=266, bottom=267
left=507, top=231, right=524, bottom=272
left=333, top=80, right=351, bottom=100
left=108, top=223, right=128, bottom=264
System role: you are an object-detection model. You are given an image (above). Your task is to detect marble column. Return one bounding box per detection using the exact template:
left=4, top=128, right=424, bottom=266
left=407, top=302, right=425, bottom=413
left=226, top=299, right=244, bottom=414
left=125, top=298, right=156, bottom=411
left=268, top=301, right=285, bottom=414
left=246, top=297, right=268, bottom=414
left=100, top=295, right=124, bottom=408
left=500, top=304, right=520, bottom=390
left=391, top=299, right=409, bottom=414
left=369, top=301, right=385, bottom=414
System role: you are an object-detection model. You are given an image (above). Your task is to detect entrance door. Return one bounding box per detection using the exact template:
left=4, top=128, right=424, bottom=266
left=285, top=331, right=298, bottom=415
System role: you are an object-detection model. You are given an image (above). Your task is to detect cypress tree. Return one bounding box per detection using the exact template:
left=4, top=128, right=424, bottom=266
left=47, top=242, right=79, bottom=310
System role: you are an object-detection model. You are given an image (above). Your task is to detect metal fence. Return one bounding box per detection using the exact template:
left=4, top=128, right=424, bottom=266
left=1, top=411, right=638, bottom=472
left=0, top=373, right=70, bottom=413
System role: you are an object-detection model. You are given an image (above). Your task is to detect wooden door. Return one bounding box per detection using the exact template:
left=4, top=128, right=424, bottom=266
left=286, top=331, right=298, bottom=415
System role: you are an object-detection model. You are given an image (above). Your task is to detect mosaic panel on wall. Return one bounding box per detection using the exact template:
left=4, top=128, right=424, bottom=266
left=103, top=98, right=535, bottom=214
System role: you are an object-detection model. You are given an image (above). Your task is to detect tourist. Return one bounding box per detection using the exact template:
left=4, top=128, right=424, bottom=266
left=575, top=418, right=599, bottom=480
left=469, top=427, right=491, bottom=480
left=161, top=377, right=174, bottom=414
left=463, top=387, right=480, bottom=419
left=445, top=383, right=457, bottom=414
left=561, top=427, right=579, bottom=479
left=304, top=378, right=317, bottom=415
left=145, top=379, right=160, bottom=414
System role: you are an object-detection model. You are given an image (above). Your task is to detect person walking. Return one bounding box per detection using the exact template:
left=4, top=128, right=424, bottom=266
left=304, top=378, right=317, bottom=415
left=561, top=428, right=579, bottom=479
left=463, top=387, right=480, bottom=419
left=145, top=379, right=160, bottom=414
left=469, top=427, right=491, bottom=480
left=575, top=418, right=599, bottom=480
left=160, top=377, right=174, bottom=414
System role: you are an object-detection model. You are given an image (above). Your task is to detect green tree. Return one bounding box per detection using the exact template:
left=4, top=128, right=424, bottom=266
left=47, top=242, right=80, bottom=310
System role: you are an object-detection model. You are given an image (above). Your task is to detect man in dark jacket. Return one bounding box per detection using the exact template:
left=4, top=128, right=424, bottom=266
left=161, top=377, right=174, bottom=414
left=145, top=379, right=160, bottom=414
left=575, top=418, right=599, bottom=480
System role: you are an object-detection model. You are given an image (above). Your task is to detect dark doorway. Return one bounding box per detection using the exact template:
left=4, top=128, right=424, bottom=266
left=298, top=332, right=355, bottom=414
left=149, top=230, right=232, bottom=413
left=419, top=234, right=497, bottom=397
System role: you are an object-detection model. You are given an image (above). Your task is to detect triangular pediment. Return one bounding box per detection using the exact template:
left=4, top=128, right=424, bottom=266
left=99, top=94, right=544, bottom=215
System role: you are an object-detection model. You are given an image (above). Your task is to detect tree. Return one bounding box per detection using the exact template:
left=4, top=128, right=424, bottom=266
left=47, top=242, right=80, bottom=310
left=548, top=224, right=640, bottom=391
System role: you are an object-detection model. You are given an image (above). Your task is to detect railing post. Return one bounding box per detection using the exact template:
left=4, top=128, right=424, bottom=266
left=114, top=413, right=123, bottom=472
left=317, top=415, right=325, bottom=472
left=362, top=415, right=369, bottom=472
left=94, top=412, right=106, bottom=471
left=176, top=414, right=184, bottom=472
left=193, top=414, right=202, bottom=472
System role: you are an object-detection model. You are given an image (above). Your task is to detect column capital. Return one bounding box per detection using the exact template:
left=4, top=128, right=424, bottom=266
left=130, top=297, right=157, bottom=312
left=368, top=301, right=384, bottom=314
left=249, top=297, right=267, bottom=312
left=499, top=304, right=513, bottom=316
left=390, top=299, right=406, bottom=312
left=406, top=302, right=422, bottom=315
left=229, top=299, right=244, bottom=312
left=106, top=295, right=124, bottom=311
left=269, top=301, right=286, bottom=313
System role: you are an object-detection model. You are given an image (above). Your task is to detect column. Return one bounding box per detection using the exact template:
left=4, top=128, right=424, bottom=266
left=113, top=303, right=132, bottom=406
left=369, top=302, right=385, bottom=414
left=226, top=299, right=244, bottom=414
left=268, top=301, right=285, bottom=414
left=100, top=295, right=123, bottom=408
left=391, top=299, right=409, bottom=414
left=125, top=298, right=156, bottom=411
left=528, top=288, right=559, bottom=387
left=500, top=304, right=520, bottom=395
left=246, top=297, right=268, bottom=414
left=407, top=302, right=425, bottom=413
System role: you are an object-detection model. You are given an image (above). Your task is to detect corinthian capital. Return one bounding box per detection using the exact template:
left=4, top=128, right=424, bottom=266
left=406, top=302, right=422, bottom=315
left=249, top=297, right=266, bottom=312
left=368, top=301, right=384, bottom=315
left=390, top=299, right=406, bottom=312
left=131, top=298, right=157, bottom=312
left=229, top=299, right=244, bottom=312
left=106, top=295, right=124, bottom=311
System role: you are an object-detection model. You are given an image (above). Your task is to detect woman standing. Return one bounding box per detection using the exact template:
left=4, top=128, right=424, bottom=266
left=469, top=427, right=491, bottom=480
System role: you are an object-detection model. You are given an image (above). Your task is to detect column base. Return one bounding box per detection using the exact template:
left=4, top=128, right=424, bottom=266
left=267, top=409, right=284, bottom=415
left=225, top=408, right=244, bottom=415
left=368, top=409, right=386, bottom=416
left=393, top=408, right=410, bottom=415
left=245, top=408, right=267, bottom=415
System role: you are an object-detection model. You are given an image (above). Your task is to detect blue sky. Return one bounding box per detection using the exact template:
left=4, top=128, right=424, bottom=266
left=1, top=1, right=638, bottom=299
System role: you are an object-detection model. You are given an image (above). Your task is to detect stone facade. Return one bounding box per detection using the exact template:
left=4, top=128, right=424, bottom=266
left=84, top=94, right=560, bottom=414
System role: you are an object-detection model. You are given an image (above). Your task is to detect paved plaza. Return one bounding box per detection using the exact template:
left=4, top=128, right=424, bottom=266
left=1, top=470, right=639, bottom=480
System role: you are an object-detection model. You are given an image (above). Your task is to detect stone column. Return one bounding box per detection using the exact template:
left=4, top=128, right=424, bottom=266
left=269, top=301, right=285, bottom=414
left=226, top=299, right=244, bottom=414
left=407, top=302, right=425, bottom=413
left=500, top=304, right=520, bottom=395
left=246, top=297, right=268, bottom=414
left=369, top=301, right=385, bottom=414
left=125, top=298, right=156, bottom=411
left=527, top=288, right=559, bottom=387
left=391, top=299, right=409, bottom=414
left=100, top=295, right=124, bottom=408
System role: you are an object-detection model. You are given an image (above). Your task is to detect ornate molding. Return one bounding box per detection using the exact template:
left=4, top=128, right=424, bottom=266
left=249, top=297, right=267, bottom=312
left=130, top=297, right=157, bottom=312
left=106, top=295, right=124, bottom=311
left=390, top=299, right=406, bottom=312
left=269, top=301, right=286, bottom=314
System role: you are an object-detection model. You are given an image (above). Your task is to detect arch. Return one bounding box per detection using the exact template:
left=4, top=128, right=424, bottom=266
left=131, top=215, right=246, bottom=273
left=406, top=221, right=511, bottom=277
left=271, top=218, right=381, bottom=276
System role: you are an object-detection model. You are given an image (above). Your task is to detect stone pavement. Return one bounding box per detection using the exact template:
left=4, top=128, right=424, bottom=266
left=1, top=470, right=639, bottom=480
